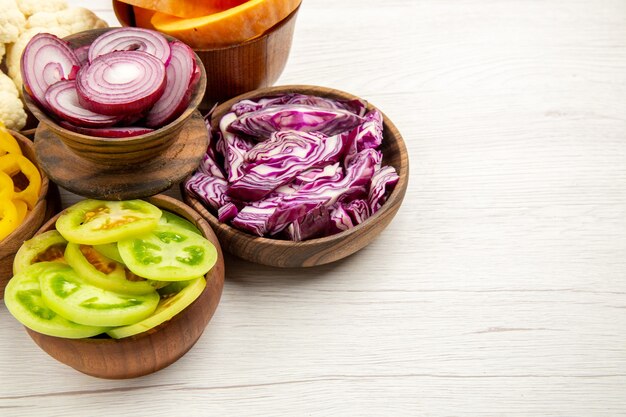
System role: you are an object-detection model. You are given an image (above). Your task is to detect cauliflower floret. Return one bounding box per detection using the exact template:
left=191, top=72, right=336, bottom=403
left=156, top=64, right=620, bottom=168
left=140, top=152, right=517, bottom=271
left=6, top=27, right=70, bottom=94
left=26, top=7, right=108, bottom=35
left=0, top=71, right=26, bottom=130
left=16, top=0, right=67, bottom=17
left=0, top=0, right=26, bottom=43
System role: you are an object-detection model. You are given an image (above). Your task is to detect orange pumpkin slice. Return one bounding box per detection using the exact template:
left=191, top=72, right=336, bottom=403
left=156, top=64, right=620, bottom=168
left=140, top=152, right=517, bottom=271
left=120, top=0, right=247, bottom=19
left=151, top=0, right=301, bottom=48
left=132, top=6, right=157, bottom=29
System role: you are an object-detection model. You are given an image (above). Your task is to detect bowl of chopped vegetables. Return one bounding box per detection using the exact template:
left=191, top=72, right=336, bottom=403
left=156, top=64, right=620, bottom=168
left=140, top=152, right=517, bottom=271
left=0, top=128, right=60, bottom=298
left=22, top=27, right=207, bottom=166
left=182, top=85, right=409, bottom=267
left=4, top=194, right=225, bottom=379
left=113, top=0, right=301, bottom=110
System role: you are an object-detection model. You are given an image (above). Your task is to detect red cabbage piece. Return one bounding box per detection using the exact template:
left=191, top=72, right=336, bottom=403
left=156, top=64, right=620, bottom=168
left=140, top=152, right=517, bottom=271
left=217, top=112, right=255, bottom=182
left=184, top=171, right=229, bottom=211
left=293, top=162, right=343, bottom=186
left=227, top=104, right=364, bottom=140
left=285, top=205, right=331, bottom=242
left=369, top=165, right=399, bottom=212
left=198, top=153, right=225, bottom=179
left=218, top=202, right=239, bottom=223
left=228, top=131, right=346, bottom=201
left=231, top=93, right=368, bottom=117
left=329, top=204, right=353, bottom=232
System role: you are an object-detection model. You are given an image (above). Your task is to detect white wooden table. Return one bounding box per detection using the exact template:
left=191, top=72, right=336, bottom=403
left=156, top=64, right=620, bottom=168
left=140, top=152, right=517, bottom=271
left=2, top=0, right=626, bottom=415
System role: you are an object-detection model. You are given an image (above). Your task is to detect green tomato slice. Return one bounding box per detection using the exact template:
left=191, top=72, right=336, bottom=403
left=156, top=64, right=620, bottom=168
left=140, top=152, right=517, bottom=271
left=107, top=277, right=206, bottom=339
left=55, top=199, right=162, bottom=245
left=159, top=211, right=202, bottom=235
left=39, top=263, right=160, bottom=327
left=118, top=224, right=217, bottom=281
left=4, top=263, right=108, bottom=339
left=93, top=243, right=124, bottom=264
left=64, top=242, right=157, bottom=295
left=13, top=230, right=67, bottom=274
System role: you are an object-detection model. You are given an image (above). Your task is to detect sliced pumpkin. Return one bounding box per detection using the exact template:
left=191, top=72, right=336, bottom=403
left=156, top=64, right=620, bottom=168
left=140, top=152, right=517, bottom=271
left=120, top=0, right=247, bottom=19
left=151, top=0, right=301, bottom=48
left=132, top=6, right=157, bottom=29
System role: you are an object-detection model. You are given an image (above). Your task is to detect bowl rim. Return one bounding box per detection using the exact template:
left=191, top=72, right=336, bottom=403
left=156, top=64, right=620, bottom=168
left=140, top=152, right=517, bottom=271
left=183, top=84, right=409, bottom=248
left=112, top=1, right=301, bottom=53
left=22, top=27, right=207, bottom=144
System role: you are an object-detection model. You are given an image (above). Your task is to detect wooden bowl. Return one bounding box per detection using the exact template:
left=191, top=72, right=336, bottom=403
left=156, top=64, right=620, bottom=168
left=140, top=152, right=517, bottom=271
left=113, top=1, right=300, bottom=110
left=182, top=85, right=409, bottom=267
left=23, top=28, right=207, bottom=166
left=0, top=130, right=60, bottom=298
left=24, top=194, right=225, bottom=379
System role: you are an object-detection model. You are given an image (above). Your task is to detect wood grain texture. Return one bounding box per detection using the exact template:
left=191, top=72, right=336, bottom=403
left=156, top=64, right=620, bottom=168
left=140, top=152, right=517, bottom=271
left=0, top=131, right=60, bottom=298
left=33, top=111, right=208, bottom=200
left=25, top=195, right=225, bottom=379
left=2, top=0, right=626, bottom=415
left=183, top=84, right=409, bottom=267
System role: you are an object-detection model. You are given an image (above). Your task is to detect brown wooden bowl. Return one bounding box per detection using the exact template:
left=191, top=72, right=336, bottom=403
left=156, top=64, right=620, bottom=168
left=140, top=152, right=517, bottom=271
left=113, top=1, right=300, bottom=110
left=0, top=130, right=60, bottom=298
left=24, top=194, right=225, bottom=379
left=182, top=85, right=409, bottom=268
left=23, top=28, right=207, bottom=166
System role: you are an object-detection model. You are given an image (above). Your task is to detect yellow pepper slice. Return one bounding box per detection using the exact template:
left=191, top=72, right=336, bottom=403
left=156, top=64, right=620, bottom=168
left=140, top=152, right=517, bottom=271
left=0, top=200, right=19, bottom=241
left=0, top=127, right=22, bottom=156
left=13, top=198, right=28, bottom=224
left=0, top=154, right=42, bottom=210
left=0, top=171, right=14, bottom=201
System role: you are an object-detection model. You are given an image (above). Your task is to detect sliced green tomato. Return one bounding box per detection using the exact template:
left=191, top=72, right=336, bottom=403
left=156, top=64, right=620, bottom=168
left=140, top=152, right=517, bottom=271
left=93, top=243, right=124, bottom=264
left=4, top=263, right=108, bottom=339
left=159, top=210, right=202, bottom=235
left=107, top=277, right=206, bottom=339
left=64, top=242, right=157, bottom=295
left=39, top=263, right=160, bottom=327
left=55, top=199, right=162, bottom=245
left=13, top=230, right=67, bottom=275
left=118, top=224, right=217, bottom=281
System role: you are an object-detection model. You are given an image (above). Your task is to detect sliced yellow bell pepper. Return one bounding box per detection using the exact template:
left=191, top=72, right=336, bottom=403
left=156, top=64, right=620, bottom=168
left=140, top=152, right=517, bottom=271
left=12, top=198, right=28, bottom=224
left=0, top=199, right=19, bottom=241
left=0, top=171, right=14, bottom=201
left=0, top=129, right=22, bottom=156
left=0, top=154, right=42, bottom=210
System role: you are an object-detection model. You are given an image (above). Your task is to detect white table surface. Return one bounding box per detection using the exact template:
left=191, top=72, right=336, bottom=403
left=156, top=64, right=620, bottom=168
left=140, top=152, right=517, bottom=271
left=2, top=0, right=626, bottom=415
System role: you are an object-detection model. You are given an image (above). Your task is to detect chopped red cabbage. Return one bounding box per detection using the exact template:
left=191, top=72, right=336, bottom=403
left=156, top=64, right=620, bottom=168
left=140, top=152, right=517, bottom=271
left=228, top=104, right=364, bottom=139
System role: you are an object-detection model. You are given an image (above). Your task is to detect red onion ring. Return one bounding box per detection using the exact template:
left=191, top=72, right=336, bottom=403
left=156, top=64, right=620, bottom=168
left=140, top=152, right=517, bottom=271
left=76, top=50, right=167, bottom=116
left=21, top=33, right=80, bottom=109
left=88, top=27, right=171, bottom=65
left=45, top=80, right=122, bottom=128
left=145, top=41, right=197, bottom=128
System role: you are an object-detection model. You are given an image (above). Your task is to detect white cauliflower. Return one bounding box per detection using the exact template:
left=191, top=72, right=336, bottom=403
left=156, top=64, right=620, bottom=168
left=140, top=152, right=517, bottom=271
left=16, top=0, right=67, bottom=17
left=6, top=27, right=70, bottom=94
left=0, top=71, right=26, bottom=130
left=26, top=7, right=108, bottom=35
left=0, top=0, right=26, bottom=43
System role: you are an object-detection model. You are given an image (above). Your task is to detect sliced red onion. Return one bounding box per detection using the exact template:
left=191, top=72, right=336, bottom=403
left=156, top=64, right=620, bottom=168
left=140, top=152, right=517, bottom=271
left=21, top=33, right=80, bottom=109
left=76, top=50, right=166, bottom=116
left=88, top=27, right=171, bottom=65
left=145, top=41, right=197, bottom=128
left=45, top=80, right=122, bottom=128
left=74, top=45, right=90, bottom=66
left=59, top=121, right=153, bottom=138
